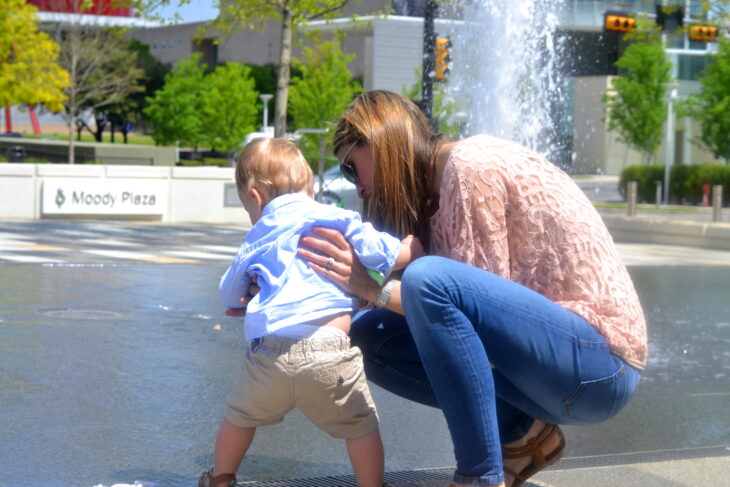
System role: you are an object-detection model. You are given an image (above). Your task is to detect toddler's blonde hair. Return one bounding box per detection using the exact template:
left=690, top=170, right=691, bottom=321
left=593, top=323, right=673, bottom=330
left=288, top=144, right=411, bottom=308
left=235, top=138, right=313, bottom=199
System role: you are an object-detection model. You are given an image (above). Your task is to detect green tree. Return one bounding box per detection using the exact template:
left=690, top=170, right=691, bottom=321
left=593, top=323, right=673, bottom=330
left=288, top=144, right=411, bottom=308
left=0, top=0, right=69, bottom=114
left=102, top=40, right=171, bottom=144
left=289, top=41, right=361, bottom=158
left=212, top=0, right=359, bottom=137
left=59, top=10, right=144, bottom=162
left=124, top=40, right=171, bottom=129
left=603, top=40, right=673, bottom=164
left=403, top=68, right=462, bottom=137
left=247, top=63, right=278, bottom=100
left=201, top=62, right=259, bottom=152
left=144, top=53, right=206, bottom=149
left=683, top=40, right=730, bottom=162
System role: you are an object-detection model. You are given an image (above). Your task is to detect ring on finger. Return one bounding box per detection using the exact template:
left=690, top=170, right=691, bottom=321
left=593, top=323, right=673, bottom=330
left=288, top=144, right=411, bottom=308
left=326, top=256, right=336, bottom=271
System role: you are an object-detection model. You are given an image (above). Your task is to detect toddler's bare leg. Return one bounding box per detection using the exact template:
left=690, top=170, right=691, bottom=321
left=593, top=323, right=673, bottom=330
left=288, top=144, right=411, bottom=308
left=213, top=419, right=256, bottom=477
left=346, top=428, right=384, bottom=487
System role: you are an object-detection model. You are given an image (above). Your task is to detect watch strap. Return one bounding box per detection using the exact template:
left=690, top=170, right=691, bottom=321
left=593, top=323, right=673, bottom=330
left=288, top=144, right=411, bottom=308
left=375, top=280, right=396, bottom=308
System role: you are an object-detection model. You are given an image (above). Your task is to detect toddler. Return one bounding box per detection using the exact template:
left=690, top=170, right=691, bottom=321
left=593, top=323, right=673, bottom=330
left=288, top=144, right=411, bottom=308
left=199, top=138, right=422, bottom=487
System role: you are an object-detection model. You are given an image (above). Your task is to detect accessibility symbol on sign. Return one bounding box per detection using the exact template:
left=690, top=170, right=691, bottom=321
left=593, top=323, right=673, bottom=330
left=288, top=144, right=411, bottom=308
left=55, top=188, right=66, bottom=209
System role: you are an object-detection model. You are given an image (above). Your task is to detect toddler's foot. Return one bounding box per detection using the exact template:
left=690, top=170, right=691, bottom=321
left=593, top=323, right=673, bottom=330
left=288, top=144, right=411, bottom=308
left=198, top=466, right=237, bottom=487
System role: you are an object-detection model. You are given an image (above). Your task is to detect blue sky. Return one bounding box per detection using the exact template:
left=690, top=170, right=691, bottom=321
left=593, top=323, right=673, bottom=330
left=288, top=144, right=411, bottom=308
left=153, top=0, right=218, bottom=23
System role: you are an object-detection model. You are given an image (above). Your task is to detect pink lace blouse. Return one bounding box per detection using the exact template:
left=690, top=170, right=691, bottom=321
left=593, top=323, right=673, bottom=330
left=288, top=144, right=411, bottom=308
left=430, top=135, right=647, bottom=369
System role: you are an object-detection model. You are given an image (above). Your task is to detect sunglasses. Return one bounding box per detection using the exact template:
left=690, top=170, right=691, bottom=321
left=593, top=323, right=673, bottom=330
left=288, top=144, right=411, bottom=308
left=339, top=141, right=359, bottom=185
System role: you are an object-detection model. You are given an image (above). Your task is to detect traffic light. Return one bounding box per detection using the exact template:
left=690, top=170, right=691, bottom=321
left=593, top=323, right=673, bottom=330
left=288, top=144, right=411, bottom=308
left=434, top=36, right=451, bottom=81
left=689, top=25, right=718, bottom=42
left=604, top=12, right=635, bottom=33
left=655, top=6, right=684, bottom=32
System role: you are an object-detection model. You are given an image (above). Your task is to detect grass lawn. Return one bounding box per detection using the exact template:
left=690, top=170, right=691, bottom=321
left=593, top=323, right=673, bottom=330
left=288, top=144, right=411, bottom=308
left=25, top=133, right=158, bottom=146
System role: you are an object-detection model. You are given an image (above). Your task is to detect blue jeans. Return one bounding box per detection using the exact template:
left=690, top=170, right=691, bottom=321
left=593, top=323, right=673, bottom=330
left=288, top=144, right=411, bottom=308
left=351, top=256, right=641, bottom=486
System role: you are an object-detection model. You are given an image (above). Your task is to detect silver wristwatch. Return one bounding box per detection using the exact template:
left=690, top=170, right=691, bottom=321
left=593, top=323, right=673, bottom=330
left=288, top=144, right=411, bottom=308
left=375, top=280, right=396, bottom=308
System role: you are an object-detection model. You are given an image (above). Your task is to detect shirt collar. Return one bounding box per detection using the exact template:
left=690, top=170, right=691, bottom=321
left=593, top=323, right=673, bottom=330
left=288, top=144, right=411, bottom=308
left=262, top=192, right=312, bottom=217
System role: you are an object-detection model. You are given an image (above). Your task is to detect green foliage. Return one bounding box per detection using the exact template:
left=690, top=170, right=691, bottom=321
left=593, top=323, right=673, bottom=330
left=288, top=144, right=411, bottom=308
left=125, top=39, right=172, bottom=126
left=201, top=62, right=259, bottom=152
left=60, top=26, right=144, bottom=117
left=603, top=40, right=673, bottom=162
left=623, top=12, right=663, bottom=43
left=403, top=69, right=462, bottom=137
left=247, top=63, right=278, bottom=98
left=619, top=163, right=730, bottom=205
left=289, top=41, right=361, bottom=158
left=0, top=0, right=69, bottom=112
left=681, top=40, right=730, bottom=161
left=144, top=54, right=207, bottom=148
left=212, top=0, right=358, bottom=136
left=244, top=63, right=302, bottom=127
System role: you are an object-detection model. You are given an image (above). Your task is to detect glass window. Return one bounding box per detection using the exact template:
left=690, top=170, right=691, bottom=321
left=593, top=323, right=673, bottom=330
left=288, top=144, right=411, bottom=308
left=668, top=33, right=685, bottom=49
left=677, top=54, right=709, bottom=80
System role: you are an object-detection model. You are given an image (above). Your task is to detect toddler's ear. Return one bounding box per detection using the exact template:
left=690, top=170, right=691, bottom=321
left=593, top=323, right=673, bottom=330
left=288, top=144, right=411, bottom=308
left=248, top=187, right=266, bottom=212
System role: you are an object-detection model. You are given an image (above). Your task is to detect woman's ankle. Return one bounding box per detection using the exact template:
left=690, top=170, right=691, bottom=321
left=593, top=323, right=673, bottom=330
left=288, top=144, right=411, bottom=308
left=504, top=418, right=546, bottom=448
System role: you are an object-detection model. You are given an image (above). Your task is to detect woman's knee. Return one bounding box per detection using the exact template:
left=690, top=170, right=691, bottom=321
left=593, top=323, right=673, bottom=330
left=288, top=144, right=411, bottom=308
left=402, top=255, right=452, bottom=299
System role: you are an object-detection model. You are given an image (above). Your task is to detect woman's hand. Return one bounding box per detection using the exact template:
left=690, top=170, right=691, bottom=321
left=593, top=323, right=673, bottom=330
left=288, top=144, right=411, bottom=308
left=298, top=226, right=381, bottom=303
left=225, top=276, right=259, bottom=317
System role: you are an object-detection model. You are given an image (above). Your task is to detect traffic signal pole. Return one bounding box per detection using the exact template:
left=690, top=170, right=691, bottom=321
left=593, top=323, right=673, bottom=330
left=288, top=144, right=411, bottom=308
left=420, top=1, right=437, bottom=126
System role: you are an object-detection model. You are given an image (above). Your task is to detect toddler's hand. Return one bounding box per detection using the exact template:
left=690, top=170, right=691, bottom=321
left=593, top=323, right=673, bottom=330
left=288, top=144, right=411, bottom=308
left=224, top=275, right=259, bottom=317
left=402, top=235, right=425, bottom=262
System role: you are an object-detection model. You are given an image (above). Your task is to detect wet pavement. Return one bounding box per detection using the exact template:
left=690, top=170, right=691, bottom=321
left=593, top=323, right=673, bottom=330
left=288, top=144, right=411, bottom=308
left=1, top=220, right=729, bottom=487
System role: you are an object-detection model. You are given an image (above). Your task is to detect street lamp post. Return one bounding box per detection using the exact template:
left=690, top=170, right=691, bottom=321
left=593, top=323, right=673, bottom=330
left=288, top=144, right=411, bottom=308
left=259, top=94, right=273, bottom=132
left=662, top=83, right=678, bottom=205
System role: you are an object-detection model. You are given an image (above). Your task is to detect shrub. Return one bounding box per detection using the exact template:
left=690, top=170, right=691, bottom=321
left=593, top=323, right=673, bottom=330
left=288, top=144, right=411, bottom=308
left=619, top=163, right=730, bottom=205
left=618, top=164, right=664, bottom=202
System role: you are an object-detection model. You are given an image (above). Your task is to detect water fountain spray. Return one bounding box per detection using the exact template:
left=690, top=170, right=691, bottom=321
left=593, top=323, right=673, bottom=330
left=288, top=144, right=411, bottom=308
left=446, top=0, right=569, bottom=166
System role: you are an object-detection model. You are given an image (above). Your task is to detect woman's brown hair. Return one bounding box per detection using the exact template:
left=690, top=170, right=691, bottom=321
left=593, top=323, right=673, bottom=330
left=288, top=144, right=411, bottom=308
left=333, top=91, right=441, bottom=250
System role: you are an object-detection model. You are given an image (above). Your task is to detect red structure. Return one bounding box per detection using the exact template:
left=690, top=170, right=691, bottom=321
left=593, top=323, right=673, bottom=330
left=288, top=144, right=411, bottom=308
left=27, top=0, right=133, bottom=17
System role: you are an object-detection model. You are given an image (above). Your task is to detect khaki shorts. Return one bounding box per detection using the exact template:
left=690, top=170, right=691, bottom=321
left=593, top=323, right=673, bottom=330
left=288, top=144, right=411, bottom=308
left=225, top=334, right=379, bottom=439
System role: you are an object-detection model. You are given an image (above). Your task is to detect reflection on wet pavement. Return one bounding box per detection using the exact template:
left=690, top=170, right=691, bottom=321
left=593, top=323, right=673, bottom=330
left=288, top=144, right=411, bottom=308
left=1, top=254, right=729, bottom=486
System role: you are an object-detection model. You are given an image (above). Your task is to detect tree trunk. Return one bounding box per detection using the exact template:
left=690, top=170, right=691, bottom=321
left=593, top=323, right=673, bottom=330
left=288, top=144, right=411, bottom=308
left=67, top=37, right=77, bottom=164
left=93, top=116, right=106, bottom=142
left=274, top=9, right=293, bottom=138
left=68, top=107, right=76, bottom=164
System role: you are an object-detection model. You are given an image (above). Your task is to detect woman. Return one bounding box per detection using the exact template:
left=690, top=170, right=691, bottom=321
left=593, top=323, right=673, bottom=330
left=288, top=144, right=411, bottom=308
left=298, top=90, right=647, bottom=487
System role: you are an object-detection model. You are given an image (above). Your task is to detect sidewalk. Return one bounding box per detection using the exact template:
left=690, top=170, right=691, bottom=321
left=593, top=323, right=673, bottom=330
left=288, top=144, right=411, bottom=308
left=573, top=174, right=730, bottom=250
left=237, top=446, right=730, bottom=486
left=598, top=205, right=730, bottom=251
left=235, top=198, right=730, bottom=487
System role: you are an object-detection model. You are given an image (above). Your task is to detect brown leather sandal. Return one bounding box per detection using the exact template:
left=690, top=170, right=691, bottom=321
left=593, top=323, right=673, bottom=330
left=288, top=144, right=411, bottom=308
left=198, top=466, right=237, bottom=487
left=502, top=423, right=565, bottom=487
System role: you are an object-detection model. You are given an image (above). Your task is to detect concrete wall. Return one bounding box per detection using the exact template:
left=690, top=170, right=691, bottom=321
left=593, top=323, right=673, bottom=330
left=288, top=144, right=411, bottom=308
left=0, top=163, right=250, bottom=225
left=602, top=214, right=730, bottom=251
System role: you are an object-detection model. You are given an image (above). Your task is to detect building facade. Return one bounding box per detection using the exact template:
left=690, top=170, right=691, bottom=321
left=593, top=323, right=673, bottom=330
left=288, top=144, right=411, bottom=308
left=8, top=1, right=726, bottom=173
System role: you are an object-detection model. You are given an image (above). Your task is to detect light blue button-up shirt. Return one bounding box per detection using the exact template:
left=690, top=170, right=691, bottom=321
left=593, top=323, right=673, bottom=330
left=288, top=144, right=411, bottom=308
left=220, top=193, right=401, bottom=341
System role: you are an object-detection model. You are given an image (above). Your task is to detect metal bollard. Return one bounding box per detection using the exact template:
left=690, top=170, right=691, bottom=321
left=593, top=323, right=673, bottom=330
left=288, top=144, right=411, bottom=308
left=712, top=185, right=723, bottom=222
left=655, top=181, right=662, bottom=207
left=627, top=181, right=637, bottom=217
